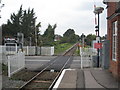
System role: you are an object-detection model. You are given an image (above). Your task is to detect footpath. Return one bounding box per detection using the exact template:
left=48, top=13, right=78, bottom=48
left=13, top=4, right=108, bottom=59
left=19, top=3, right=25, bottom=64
left=53, top=68, right=119, bottom=89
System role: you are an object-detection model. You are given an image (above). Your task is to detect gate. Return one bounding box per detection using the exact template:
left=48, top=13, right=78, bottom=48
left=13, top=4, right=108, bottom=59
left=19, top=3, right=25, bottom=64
left=80, top=47, right=97, bottom=68
left=8, top=52, right=25, bottom=77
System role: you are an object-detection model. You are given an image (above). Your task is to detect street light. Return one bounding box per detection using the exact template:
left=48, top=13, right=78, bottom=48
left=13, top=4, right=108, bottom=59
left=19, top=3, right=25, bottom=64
left=94, top=7, right=104, bottom=67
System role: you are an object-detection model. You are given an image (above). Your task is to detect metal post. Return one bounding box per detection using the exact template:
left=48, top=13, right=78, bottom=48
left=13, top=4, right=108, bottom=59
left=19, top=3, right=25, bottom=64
left=35, top=26, right=37, bottom=55
left=29, top=37, right=31, bottom=46
left=82, top=33, right=85, bottom=48
left=80, top=47, right=83, bottom=69
left=97, top=13, right=100, bottom=67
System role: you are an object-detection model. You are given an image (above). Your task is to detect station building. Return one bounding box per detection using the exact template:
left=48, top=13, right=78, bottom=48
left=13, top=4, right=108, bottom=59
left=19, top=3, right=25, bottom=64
left=103, top=0, right=120, bottom=79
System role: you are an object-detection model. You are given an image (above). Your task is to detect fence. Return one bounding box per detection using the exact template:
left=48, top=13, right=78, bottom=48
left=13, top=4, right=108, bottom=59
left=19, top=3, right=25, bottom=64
left=8, top=52, right=25, bottom=77
left=82, top=48, right=97, bottom=56
left=41, top=46, right=54, bottom=56
left=23, top=46, right=36, bottom=55
left=0, top=46, right=8, bottom=65
left=23, top=46, right=54, bottom=56
left=80, top=47, right=97, bottom=68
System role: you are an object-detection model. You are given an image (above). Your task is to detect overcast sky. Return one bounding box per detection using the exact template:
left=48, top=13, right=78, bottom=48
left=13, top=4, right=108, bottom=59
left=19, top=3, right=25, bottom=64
left=0, top=0, right=107, bottom=36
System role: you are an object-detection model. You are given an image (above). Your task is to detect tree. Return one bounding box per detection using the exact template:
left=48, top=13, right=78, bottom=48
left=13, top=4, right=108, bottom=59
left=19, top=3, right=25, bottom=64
left=61, top=29, right=79, bottom=43
left=42, top=24, right=57, bottom=46
left=2, top=5, right=23, bottom=37
left=85, top=34, right=96, bottom=46
left=63, top=29, right=75, bottom=37
left=2, top=5, right=41, bottom=46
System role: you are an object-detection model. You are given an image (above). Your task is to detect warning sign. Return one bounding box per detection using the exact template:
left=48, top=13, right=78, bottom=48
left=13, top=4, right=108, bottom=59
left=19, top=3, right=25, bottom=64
left=94, top=43, right=102, bottom=49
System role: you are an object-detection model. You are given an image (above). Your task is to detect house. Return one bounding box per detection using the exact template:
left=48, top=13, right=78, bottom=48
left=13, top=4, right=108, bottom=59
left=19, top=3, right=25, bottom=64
left=103, top=0, right=120, bottom=79
left=54, top=34, right=62, bottom=41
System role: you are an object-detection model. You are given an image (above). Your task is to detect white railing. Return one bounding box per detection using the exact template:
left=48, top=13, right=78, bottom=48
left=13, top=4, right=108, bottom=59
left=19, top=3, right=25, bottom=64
left=0, top=46, right=8, bottom=65
left=23, top=46, right=36, bottom=55
left=23, top=46, right=54, bottom=56
left=8, top=52, right=25, bottom=77
left=80, top=47, right=97, bottom=68
left=41, top=46, right=54, bottom=56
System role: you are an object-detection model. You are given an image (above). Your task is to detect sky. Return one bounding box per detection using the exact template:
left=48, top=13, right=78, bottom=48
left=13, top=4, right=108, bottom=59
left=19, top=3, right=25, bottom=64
left=0, top=0, right=107, bottom=36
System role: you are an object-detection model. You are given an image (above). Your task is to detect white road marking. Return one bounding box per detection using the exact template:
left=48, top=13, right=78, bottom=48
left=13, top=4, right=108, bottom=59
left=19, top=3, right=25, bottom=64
left=25, top=60, right=50, bottom=62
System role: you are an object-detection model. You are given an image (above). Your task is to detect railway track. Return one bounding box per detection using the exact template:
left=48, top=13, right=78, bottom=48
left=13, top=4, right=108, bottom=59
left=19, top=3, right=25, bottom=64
left=19, top=43, right=77, bottom=90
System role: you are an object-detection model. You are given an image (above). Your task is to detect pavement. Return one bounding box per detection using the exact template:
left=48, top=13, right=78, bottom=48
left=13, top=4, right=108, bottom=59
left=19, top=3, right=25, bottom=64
left=53, top=68, right=119, bottom=89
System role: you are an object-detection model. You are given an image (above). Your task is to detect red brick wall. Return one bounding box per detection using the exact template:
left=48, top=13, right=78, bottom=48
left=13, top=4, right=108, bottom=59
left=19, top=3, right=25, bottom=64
left=117, top=15, right=120, bottom=79
left=107, top=2, right=120, bottom=79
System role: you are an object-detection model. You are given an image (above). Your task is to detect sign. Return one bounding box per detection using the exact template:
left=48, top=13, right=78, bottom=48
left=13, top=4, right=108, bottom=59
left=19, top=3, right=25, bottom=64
left=96, top=37, right=100, bottom=41
left=94, top=43, right=102, bottom=49
left=78, top=44, right=82, bottom=47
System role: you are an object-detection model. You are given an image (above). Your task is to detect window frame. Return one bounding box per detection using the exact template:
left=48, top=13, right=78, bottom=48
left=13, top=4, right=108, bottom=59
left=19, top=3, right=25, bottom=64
left=112, top=21, right=118, bottom=61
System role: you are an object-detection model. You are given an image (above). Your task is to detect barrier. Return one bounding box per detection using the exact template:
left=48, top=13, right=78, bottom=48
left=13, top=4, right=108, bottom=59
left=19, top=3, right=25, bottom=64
left=41, top=46, right=54, bottom=56
left=8, top=52, right=25, bottom=77
left=23, top=46, right=54, bottom=56
left=80, top=48, right=97, bottom=68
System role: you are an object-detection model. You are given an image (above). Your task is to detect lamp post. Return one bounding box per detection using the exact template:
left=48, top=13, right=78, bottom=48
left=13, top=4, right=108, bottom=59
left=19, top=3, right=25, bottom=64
left=94, top=7, right=104, bottom=67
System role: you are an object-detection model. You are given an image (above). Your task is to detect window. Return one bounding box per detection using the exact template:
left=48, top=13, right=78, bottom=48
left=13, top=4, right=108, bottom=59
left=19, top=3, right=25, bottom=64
left=112, top=21, right=117, bottom=61
left=116, top=1, right=120, bottom=10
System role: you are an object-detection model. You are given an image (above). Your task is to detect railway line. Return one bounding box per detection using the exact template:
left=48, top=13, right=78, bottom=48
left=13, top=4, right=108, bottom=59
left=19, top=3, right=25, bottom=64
left=19, top=43, right=77, bottom=90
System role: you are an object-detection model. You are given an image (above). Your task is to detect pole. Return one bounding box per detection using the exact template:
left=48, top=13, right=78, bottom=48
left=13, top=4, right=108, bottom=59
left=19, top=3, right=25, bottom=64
left=29, top=37, right=31, bottom=46
left=80, top=47, right=83, bottom=69
left=82, top=33, right=84, bottom=48
left=81, top=33, right=84, bottom=69
left=35, top=25, right=37, bottom=55
left=97, top=13, right=100, bottom=67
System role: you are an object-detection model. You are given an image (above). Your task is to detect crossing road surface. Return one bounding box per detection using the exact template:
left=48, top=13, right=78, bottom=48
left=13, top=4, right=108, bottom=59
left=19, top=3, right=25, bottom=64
left=25, top=56, right=56, bottom=71
left=25, top=56, right=92, bottom=71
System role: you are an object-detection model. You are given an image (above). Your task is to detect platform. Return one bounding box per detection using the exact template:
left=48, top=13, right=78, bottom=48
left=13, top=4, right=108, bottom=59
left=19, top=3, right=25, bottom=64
left=53, top=68, right=119, bottom=89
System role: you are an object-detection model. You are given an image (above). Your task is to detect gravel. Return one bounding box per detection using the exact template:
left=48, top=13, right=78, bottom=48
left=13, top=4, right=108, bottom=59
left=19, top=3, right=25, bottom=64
left=2, top=75, right=26, bottom=89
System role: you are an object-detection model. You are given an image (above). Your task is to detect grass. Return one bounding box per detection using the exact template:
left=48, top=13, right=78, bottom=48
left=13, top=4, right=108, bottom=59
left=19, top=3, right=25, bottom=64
left=74, top=47, right=80, bottom=56
left=1, top=63, right=8, bottom=76
left=54, top=42, right=74, bottom=55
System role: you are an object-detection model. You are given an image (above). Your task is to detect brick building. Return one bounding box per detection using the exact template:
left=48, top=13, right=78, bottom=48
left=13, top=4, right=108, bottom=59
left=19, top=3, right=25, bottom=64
left=103, top=1, right=120, bottom=79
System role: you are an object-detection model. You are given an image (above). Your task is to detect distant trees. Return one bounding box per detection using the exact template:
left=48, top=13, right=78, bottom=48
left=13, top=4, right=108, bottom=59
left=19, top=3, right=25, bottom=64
left=2, top=5, right=99, bottom=47
left=85, top=34, right=96, bottom=46
left=61, top=29, right=80, bottom=43
left=80, top=34, right=96, bottom=46
left=2, top=5, right=41, bottom=46
left=42, top=24, right=57, bottom=46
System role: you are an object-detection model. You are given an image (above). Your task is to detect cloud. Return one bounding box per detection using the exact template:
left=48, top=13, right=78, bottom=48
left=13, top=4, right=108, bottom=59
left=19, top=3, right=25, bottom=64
left=1, top=0, right=107, bottom=36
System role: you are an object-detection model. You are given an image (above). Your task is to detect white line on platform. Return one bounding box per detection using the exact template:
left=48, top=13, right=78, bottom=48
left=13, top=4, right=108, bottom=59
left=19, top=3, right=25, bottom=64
left=73, top=60, right=80, bottom=62
left=53, top=69, right=75, bottom=89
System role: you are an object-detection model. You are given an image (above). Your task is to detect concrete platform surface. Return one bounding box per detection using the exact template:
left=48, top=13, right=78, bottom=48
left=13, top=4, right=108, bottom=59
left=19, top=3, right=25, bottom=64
left=53, top=68, right=119, bottom=89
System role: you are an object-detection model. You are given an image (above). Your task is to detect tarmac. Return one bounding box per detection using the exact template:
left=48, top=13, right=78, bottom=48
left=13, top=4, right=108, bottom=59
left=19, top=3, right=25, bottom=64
left=53, top=68, right=119, bottom=89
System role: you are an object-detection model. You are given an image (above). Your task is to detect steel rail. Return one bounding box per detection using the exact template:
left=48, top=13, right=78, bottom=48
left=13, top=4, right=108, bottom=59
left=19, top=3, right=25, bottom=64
left=48, top=56, right=72, bottom=90
left=19, top=43, right=77, bottom=90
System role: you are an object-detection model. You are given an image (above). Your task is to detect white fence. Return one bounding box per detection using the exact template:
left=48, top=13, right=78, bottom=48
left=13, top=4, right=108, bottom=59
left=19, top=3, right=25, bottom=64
left=23, top=46, right=36, bottom=55
left=23, top=46, right=54, bottom=56
left=82, top=48, right=97, bottom=56
left=80, top=48, right=97, bottom=68
left=8, top=52, right=25, bottom=77
left=41, top=46, right=54, bottom=56
left=0, top=46, right=7, bottom=65
left=0, top=45, right=25, bottom=77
